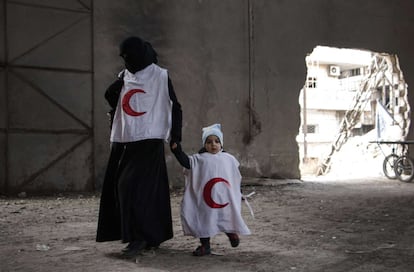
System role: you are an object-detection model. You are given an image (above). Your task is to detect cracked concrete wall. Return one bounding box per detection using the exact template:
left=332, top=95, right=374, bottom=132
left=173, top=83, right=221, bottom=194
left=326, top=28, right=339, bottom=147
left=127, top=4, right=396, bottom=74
left=94, top=0, right=414, bottom=187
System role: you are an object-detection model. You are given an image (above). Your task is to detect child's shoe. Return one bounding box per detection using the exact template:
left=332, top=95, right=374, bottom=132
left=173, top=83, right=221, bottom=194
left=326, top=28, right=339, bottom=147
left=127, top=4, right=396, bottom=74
left=226, top=233, right=240, bottom=247
left=192, top=245, right=211, bottom=256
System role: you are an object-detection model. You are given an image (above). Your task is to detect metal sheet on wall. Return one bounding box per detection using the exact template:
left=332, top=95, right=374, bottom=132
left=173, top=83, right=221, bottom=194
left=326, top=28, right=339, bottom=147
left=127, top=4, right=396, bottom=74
left=0, top=0, right=4, bottom=192
left=0, top=133, right=5, bottom=191
left=0, top=1, right=4, bottom=64
left=1, top=0, right=93, bottom=194
left=0, top=68, right=5, bottom=129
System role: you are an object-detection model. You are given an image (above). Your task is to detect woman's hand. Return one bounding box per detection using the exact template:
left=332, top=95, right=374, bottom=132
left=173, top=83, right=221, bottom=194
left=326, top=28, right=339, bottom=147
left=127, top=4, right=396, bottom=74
left=171, top=142, right=178, bottom=150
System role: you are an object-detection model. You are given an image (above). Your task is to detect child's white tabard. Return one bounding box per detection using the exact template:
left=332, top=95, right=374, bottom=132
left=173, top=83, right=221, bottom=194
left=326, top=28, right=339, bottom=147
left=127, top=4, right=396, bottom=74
left=181, top=151, right=251, bottom=238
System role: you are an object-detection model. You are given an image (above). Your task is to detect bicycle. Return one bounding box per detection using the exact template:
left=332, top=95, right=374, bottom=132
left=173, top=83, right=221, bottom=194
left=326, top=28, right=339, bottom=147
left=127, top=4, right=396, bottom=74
left=371, top=140, right=414, bottom=182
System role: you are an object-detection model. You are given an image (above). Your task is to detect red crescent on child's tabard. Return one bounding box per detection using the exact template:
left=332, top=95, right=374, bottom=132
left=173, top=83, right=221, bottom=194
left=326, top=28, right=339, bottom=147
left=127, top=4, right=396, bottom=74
left=203, top=177, right=230, bottom=208
left=122, top=89, right=147, bottom=116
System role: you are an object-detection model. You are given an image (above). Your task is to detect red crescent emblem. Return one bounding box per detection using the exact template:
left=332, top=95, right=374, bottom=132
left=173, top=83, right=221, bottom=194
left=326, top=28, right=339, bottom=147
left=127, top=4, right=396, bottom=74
left=203, top=177, right=230, bottom=208
left=122, top=89, right=146, bottom=116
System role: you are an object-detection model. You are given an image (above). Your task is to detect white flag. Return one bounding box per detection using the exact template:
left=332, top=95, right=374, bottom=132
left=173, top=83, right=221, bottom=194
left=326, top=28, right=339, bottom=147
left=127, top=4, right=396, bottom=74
left=375, top=100, right=394, bottom=140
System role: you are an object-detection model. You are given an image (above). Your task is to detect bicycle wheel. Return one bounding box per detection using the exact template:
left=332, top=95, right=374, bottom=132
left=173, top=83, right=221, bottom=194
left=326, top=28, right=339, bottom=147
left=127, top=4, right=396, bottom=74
left=382, top=154, right=399, bottom=179
left=394, top=155, right=414, bottom=182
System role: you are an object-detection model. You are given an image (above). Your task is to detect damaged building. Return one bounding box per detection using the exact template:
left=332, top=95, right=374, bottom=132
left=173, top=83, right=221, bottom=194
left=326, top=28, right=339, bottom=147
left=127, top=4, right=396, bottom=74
left=1, top=0, right=414, bottom=194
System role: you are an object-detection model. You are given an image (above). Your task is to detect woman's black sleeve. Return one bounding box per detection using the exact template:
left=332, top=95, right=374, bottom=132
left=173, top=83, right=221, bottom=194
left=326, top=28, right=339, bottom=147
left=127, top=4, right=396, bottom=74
left=104, top=74, right=124, bottom=129
left=171, top=143, right=190, bottom=169
left=104, top=77, right=124, bottom=109
left=168, top=77, right=183, bottom=145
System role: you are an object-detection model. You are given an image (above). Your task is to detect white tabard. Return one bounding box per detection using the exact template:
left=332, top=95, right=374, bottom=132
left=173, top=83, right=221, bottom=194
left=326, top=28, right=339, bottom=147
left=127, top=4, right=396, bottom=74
left=181, top=151, right=251, bottom=238
left=110, top=64, right=172, bottom=143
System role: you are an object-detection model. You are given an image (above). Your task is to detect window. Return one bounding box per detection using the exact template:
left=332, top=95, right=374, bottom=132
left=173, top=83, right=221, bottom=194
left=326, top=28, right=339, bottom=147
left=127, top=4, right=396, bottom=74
left=307, top=77, right=317, bottom=88
left=304, top=124, right=317, bottom=134
left=350, top=68, right=361, bottom=77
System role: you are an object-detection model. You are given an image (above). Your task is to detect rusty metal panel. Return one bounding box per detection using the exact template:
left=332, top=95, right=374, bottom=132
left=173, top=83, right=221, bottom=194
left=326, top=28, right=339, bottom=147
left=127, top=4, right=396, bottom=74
left=0, top=0, right=5, bottom=192
left=8, top=133, right=92, bottom=193
left=7, top=0, right=92, bottom=11
left=8, top=4, right=91, bottom=70
left=0, top=67, right=5, bottom=192
left=0, top=1, right=4, bottom=64
left=0, top=132, right=5, bottom=191
left=0, top=68, right=5, bottom=129
left=8, top=69, right=92, bottom=130
left=2, top=0, right=93, bottom=195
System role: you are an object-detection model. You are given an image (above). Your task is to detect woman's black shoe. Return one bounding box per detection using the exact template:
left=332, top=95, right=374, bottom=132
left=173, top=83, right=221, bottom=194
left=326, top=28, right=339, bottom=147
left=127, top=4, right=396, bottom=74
left=121, top=240, right=147, bottom=258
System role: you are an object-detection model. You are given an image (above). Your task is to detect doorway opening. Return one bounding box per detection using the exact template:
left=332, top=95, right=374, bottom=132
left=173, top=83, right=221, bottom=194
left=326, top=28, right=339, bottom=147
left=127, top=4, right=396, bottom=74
left=297, top=46, right=411, bottom=180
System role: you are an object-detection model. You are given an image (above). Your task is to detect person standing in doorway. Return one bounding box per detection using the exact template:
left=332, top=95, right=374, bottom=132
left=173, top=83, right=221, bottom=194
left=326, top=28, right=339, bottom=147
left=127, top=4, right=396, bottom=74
left=96, top=36, right=182, bottom=258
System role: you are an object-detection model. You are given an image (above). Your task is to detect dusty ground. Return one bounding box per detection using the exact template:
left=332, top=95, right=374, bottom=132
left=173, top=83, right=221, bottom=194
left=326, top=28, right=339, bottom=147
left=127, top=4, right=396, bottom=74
left=1, top=176, right=414, bottom=272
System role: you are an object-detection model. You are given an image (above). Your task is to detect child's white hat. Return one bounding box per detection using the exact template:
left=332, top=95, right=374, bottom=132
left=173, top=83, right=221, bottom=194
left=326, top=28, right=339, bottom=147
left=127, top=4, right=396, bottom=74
left=202, top=123, right=223, bottom=146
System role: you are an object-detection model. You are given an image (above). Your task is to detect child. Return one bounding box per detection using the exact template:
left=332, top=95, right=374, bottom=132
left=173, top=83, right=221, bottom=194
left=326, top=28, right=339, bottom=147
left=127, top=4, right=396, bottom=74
left=171, top=124, right=250, bottom=256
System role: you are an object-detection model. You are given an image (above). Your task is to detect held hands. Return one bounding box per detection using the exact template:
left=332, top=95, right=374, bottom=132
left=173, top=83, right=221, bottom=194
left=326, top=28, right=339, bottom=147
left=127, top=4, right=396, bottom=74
left=170, top=142, right=182, bottom=154
left=171, top=142, right=178, bottom=150
left=169, top=141, right=190, bottom=169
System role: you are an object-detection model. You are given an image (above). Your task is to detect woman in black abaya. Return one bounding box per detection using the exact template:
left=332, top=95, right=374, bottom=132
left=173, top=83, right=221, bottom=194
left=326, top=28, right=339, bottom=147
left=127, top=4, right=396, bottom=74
left=96, top=36, right=182, bottom=258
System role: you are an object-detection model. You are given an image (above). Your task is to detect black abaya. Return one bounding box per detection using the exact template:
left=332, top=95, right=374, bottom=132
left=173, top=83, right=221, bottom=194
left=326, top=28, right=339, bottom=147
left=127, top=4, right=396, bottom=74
left=117, top=139, right=173, bottom=245
left=96, top=36, right=182, bottom=246
left=96, top=140, right=173, bottom=246
left=96, top=143, right=124, bottom=242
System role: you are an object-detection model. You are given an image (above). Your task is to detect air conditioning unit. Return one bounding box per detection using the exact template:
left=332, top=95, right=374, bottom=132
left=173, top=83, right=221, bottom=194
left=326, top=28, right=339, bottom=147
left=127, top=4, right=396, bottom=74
left=329, top=65, right=340, bottom=76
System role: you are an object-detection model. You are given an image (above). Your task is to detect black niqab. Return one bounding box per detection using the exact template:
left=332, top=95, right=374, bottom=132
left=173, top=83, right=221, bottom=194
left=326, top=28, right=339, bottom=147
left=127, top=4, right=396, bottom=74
left=119, top=36, right=158, bottom=73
